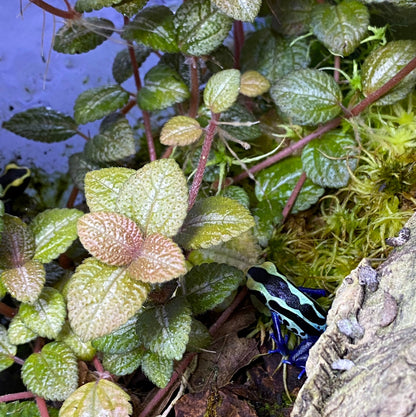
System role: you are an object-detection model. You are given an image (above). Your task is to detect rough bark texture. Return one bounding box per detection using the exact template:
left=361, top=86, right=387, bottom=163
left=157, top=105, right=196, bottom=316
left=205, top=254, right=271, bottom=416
left=291, top=214, right=416, bottom=417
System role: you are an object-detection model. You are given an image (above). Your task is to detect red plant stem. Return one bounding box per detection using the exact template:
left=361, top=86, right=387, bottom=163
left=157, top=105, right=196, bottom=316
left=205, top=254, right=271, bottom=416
left=233, top=21, right=244, bottom=69
left=35, top=396, right=50, bottom=417
left=188, top=113, right=220, bottom=209
left=28, top=0, right=80, bottom=19
left=334, top=55, right=341, bottom=83
left=188, top=56, right=200, bottom=118
left=233, top=55, right=416, bottom=184
left=121, top=99, right=138, bottom=115
left=13, top=356, right=25, bottom=366
left=161, top=146, right=174, bottom=159
left=0, top=302, right=17, bottom=318
left=92, top=355, right=105, bottom=374
left=282, top=172, right=307, bottom=221
left=76, top=130, right=90, bottom=141
left=66, top=186, right=79, bottom=208
left=0, top=391, right=35, bottom=402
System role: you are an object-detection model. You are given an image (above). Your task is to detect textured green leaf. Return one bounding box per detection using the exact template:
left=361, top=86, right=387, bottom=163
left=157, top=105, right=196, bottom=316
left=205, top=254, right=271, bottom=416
left=2, top=107, right=77, bottom=142
left=92, top=314, right=140, bottom=354
left=160, top=116, right=203, bottom=146
left=272, top=0, right=315, bottom=36
left=204, top=69, right=241, bottom=114
left=0, top=214, right=35, bottom=269
left=212, top=0, right=261, bottom=22
left=59, top=379, right=132, bottom=417
left=78, top=212, right=144, bottom=266
left=56, top=321, right=96, bottom=361
left=186, top=319, right=211, bottom=352
left=21, top=342, right=78, bottom=401
left=311, top=0, right=369, bottom=56
left=177, top=196, right=255, bottom=250
left=141, top=351, right=173, bottom=388
left=219, top=103, right=261, bottom=141
left=84, top=114, right=135, bottom=163
left=31, top=208, right=83, bottom=263
left=68, top=152, right=101, bottom=192
left=112, top=44, right=151, bottom=84
left=252, top=199, right=283, bottom=247
left=136, top=297, right=192, bottom=360
left=240, top=70, right=271, bottom=97
left=7, top=313, right=37, bottom=345
left=74, top=85, right=129, bottom=124
left=20, top=287, right=66, bottom=339
left=362, top=40, right=416, bottom=106
left=67, top=258, right=149, bottom=341
left=123, top=6, right=179, bottom=53
left=137, top=64, right=190, bottom=111
left=103, top=347, right=144, bottom=376
left=255, top=156, right=325, bottom=213
left=270, top=69, right=342, bottom=125
left=85, top=167, right=135, bottom=213
left=181, top=263, right=244, bottom=314
left=220, top=186, right=250, bottom=209
left=1, top=260, right=45, bottom=304
left=188, top=231, right=260, bottom=271
left=54, top=18, right=114, bottom=54
left=114, top=0, right=149, bottom=17
left=127, top=233, right=186, bottom=283
left=302, top=131, right=358, bottom=188
left=0, top=401, right=58, bottom=417
left=0, top=324, right=16, bottom=372
left=117, top=159, right=188, bottom=237
left=174, top=0, right=233, bottom=56
left=75, top=0, right=122, bottom=12
left=242, top=30, right=310, bottom=82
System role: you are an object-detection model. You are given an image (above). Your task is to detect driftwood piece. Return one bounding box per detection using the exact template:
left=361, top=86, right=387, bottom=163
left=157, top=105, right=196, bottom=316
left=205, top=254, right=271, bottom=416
left=291, top=214, right=416, bottom=417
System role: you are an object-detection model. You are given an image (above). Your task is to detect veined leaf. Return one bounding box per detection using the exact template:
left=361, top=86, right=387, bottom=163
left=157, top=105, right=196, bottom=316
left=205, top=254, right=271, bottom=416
left=0, top=401, right=59, bottom=417
left=77, top=212, right=144, bottom=266
left=311, top=0, right=369, bottom=56
left=204, top=69, right=241, bottom=114
left=112, top=44, right=151, bottom=84
left=272, top=0, right=315, bottom=36
left=92, top=314, right=141, bottom=354
left=136, top=297, right=192, bottom=360
left=31, top=208, right=83, bottom=263
left=1, top=260, right=45, bottom=304
left=74, top=85, right=129, bottom=124
left=103, top=347, right=144, bottom=376
left=7, top=313, right=37, bottom=345
left=0, top=324, right=16, bottom=372
left=56, top=321, right=96, bottom=361
left=21, top=342, right=78, bottom=401
left=2, top=107, right=77, bottom=142
left=240, top=70, right=271, bottom=97
left=68, top=152, right=101, bottom=192
left=137, top=64, right=190, bottom=111
left=75, top=0, right=122, bottom=12
left=174, top=0, right=233, bottom=56
left=67, top=258, right=149, bottom=341
left=177, top=196, right=255, bottom=250
left=127, top=233, right=186, bottom=283
left=270, top=69, right=342, bottom=125
left=220, top=186, right=250, bottom=209
left=301, top=130, right=358, bottom=188
left=252, top=199, right=283, bottom=247
left=181, top=263, right=244, bottom=314
left=141, top=351, right=173, bottom=388
left=187, top=319, right=211, bottom=352
left=0, top=214, right=35, bottom=269
left=84, top=114, right=135, bottom=163
left=19, top=287, right=66, bottom=339
left=160, top=116, right=203, bottom=146
left=60, top=379, right=132, bottom=417
left=219, top=104, right=261, bottom=141
left=114, top=0, right=149, bottom=17
left=54, top=18, right=114, bottom=54
left=255, top=156, right=325, bottom=213
left=85, top=167, right=135, bottom=213
left=123, top=6, right=179, bottom=53
left=212, top=0, right=261, bottom=22
left=117, top=159, right=188, bottom=237
left=362, top=40, right=416, bottom=106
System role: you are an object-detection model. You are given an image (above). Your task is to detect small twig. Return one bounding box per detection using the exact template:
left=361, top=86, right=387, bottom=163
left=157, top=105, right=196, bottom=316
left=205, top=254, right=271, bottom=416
left=188, top=113, right=221, bottom=209
left=281, top=172, right=307, bottom=221
left=188, top=56, right=200, bottom=119
left=121, top=99, right=138, bottom=115
left=28, top=0, right=80, bottom=19
left=66, top=186, right=79, bottom=208
left=35, top=396, right=50, bottom=417
left=0, top=391, right=35, bottom=402
left=233, top=21, right=244, bottom=69
left=334, top=55, right=341, bottom=83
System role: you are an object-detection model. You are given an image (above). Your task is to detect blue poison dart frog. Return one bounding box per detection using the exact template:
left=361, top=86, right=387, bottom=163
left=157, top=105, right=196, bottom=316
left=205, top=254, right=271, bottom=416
left=247, top=262, right=327, bottom=377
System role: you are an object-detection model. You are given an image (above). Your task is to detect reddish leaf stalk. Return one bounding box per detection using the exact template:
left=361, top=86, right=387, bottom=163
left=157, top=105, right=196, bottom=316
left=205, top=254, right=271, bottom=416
left=66, top=186, right=79, bottom=208
left=334, top=55, right=341, bottom=83
left=0, top=302, right=17, bottom=318
left=233, top=21, right=244, bottom=69
left=233, top=55, right=416, bottom=184
left=121, top=99, right=138, bottom=115
left=92, top=355, right=105, bottom=375
left=0, top=391, right=35, bottom=402
left=28, top=0, right=80, bottom=19
left=188, top=56, right=200, bottom=119
left=282, top=172, right=307, bottom=221
left=35, top=396, right=50, bottom=417
left=188, top=113, right=221, bottom=209
left=13, top=356, right=25, bottom=366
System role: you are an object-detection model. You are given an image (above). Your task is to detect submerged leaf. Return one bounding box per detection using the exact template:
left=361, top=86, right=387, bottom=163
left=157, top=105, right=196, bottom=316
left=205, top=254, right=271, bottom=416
left=67, top=258, right=149, bottom=341
left=21, top=342, right=78, bottom=401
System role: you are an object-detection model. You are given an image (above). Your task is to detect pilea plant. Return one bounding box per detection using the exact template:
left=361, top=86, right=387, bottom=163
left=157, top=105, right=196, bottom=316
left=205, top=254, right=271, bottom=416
left=2, top=0, right=416, bottom=415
